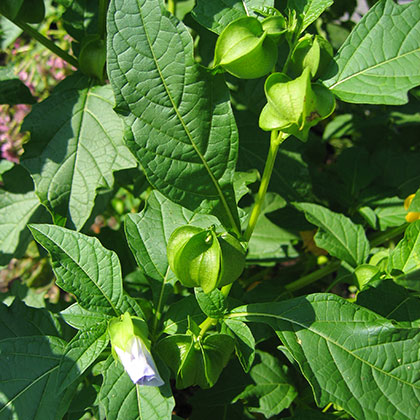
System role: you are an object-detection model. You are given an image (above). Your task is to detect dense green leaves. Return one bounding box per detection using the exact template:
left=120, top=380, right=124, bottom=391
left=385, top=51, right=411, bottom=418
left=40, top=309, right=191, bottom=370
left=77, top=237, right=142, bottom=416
left=0, top=165, right=50, bottom=266
left=107, top=0, right=240, bottom=231
left=295, top=202, right=370, bottom=266
left=234, top=351, right=297, bottom=417
left=324, top=0, right=420, bottom=104
left=21, top=74, right=136, bottom=230
left=192, top=0, right=274, bottom=34
left=229, top=293, right=420, bottom=420
left=57, top=322, right=108, bottom=392
left=99, top=356, right=174, bottom=420
left=29, top=224, right=125, bottom=316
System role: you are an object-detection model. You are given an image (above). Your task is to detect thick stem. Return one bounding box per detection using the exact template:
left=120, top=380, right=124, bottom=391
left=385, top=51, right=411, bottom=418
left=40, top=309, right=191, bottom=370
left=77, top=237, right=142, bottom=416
left=244, top=130, right=287, bottom=241
left=13, top=20, right=79, bottom=68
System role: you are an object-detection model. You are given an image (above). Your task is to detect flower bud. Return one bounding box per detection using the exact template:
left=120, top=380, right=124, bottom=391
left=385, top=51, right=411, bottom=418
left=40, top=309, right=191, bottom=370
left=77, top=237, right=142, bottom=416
left=108, top=313, right=164, bottom=387
left=259, top=67, right=335, bottom=141
left=214, top=16, right=278, bottom=79
left=288, top=34, right=333, bottom=79
left=261, top=15, right=287, bottom=42
left=78, top=35, right=106, bottom=81
left=167, top=226, right=245, bottom=293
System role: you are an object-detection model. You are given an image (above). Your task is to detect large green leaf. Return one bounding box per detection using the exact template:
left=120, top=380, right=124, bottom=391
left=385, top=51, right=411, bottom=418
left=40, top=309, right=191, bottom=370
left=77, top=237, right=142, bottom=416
left=295, top=202, right=369, bottom=267
left=107, top=0, right=240, bottom=232
left=323, top=0, right=420, bottom=104
left=98, top=356, right=174, bottom=420
left=125, top=191, right=218, bottom=308
left=0, top=336, right=68, bottom=420
left=192, top=0, right=274, bottom=34
left=0, top=65, right=36, bottom=104
left=29, top=224, right=125, bottom=316
left=0, top=299, right=62, bottom=340
left=288, top=0, right=334, bottom=31
left=229, top=293, right=420, bottom=420
left=234, top=351, right=297, bottom=417
left=61, top=302, right=112, bottom=330
left=21, top=74, right=136, bottom=230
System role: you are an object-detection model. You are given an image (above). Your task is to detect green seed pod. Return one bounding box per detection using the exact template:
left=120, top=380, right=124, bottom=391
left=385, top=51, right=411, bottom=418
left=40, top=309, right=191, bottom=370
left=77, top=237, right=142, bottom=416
left=214, top=16, right=278, bottom=79
left=259, top=67, right=336, bottom=141
left=288, top=34, right=333, bottom=80
left=78, top=35, right=107, bottom=81
left=16, top=0, right=45, bottom=24
left=167, top=226, right=246, bottom=293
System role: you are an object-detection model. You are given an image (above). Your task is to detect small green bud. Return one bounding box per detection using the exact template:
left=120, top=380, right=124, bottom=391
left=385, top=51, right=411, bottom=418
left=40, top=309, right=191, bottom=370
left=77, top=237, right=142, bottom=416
left=259, top=68, right=335, bottom=141
left=78, top=35, right=106, bottom=81
left=214, top=16, right=278, bottom=79
left=167, top=226, right=246, bottom=293
left=288, top=34, right=333, bottom=79
left=261, top=15, right=287, bottom=42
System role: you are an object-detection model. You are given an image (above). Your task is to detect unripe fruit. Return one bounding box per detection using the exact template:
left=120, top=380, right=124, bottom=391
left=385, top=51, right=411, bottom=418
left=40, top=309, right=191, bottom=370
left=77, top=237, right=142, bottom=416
left=167, top=226, right=245, bottom=293
left=214, top=17, right=278, bottom=79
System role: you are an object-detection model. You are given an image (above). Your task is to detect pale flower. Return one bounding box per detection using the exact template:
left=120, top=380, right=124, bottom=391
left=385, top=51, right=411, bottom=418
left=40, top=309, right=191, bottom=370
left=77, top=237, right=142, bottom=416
left=114, top=335, right=164, bottom=387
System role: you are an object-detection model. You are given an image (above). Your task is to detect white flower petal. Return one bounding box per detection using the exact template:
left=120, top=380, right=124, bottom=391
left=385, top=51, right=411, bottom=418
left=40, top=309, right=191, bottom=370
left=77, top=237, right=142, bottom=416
left=115, top=337, right=164, bottom=387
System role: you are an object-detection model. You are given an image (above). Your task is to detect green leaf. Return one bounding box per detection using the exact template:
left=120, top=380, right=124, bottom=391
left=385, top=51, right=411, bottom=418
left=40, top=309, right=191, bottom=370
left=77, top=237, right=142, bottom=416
left=107, top=0, right=240, bottom=232
left=195, top=288, right=227, bottom=318
left=0, top=165, right=50, bottom=266
left=223, top=318, right=255, bottom=372
left=192, top=0, right=274, bottom=34
left=323, top=0, right=420, bottom=104
left=57, top=322, right=109, bottom=392
left=246, top=192, right=298, bottom=261
left=98, top=356, right=174, bottom=420
left=0, top=300, right=62, bottom=340
left=357, top=280, right=420, bottom=327
left=234, top=351, right=297, bottom=417
left=229, top=293, right=420, bottom=420
left=295, top=202, right=370, bottom=267
left=0, top=0, right=24, bottom=20
left=61, top=302, right=112, bottom=330
left=288, top=0, right=334, bottom=32
left=373, top=197, right=406, bottom=231
left=0, top=336, right=68, bottom=420
left=126, top=191, right=218, bottom=305
left=0, top=65, right=36, bottom=104
left=21, top=74, right=136, bottom=230
left=29, top=224, right=124, bottom=316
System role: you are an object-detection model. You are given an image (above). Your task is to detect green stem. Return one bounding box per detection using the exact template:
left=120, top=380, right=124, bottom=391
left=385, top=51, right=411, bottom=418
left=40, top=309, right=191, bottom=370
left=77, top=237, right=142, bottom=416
left=198, top=317, right=217, bottom=338
left=369, top=223, right=408, bottom=248
left=167, top=0, right=176, bottom=15
left=244, top=130, right=287, bottom=241
left=13, top=19, right=79, bottom=68
left=282, top=260, right=341, bottom=295
left=98, top=0, right=109, bottom=40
